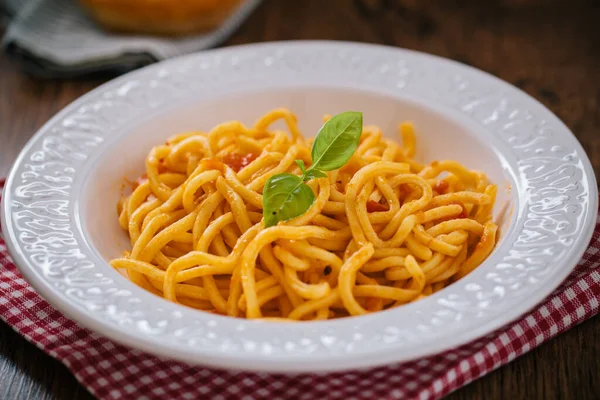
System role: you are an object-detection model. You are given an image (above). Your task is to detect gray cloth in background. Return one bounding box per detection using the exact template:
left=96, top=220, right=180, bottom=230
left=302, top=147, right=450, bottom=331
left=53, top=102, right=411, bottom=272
left=2, top=0, right=23, bottom=16
left=1, top=0, right=262, bottom=78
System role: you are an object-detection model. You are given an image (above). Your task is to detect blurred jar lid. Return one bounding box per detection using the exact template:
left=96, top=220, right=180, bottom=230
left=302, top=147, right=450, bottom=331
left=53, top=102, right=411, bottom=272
left=78, top=0, right=245, bottom=36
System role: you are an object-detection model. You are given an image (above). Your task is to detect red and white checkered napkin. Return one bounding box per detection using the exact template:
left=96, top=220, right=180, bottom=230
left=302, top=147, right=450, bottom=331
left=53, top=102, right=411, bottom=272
left=1, top=178, right=599, bottom=400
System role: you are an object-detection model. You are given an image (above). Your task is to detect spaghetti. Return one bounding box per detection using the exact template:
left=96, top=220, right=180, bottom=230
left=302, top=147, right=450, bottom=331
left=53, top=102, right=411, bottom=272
left=111, top=109, right=498, bottom=320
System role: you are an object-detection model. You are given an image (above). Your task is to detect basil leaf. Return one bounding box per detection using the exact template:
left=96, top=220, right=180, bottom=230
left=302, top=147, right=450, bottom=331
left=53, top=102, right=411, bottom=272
left=295, top=159, right=307, bottom=175
left=304, top=169, right=328, bottom=180
left=263, top=173, right=316, bottom=227
left=296, top=159, right=327, bottom=181
left=262, top=111, right=362, bottom=227
left=310, top=111, right=363, bottom=172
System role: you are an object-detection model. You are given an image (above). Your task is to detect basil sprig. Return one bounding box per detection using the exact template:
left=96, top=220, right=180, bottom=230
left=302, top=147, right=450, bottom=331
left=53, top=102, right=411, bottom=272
left=263, top=111, right=362, bottom=227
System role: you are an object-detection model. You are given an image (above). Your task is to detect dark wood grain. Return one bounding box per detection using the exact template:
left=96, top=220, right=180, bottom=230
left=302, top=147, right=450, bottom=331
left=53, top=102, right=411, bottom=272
left=1, top=0, right=599, bottom=399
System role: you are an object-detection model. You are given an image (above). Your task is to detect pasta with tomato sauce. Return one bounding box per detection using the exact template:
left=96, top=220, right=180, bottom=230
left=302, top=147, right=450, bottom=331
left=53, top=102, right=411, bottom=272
left=111, top=108, right=498, bottom=320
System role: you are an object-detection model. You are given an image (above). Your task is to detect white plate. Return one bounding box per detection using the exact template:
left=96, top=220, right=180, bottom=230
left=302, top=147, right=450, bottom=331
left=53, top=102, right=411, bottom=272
left=2, top=42, right=597, bottom=373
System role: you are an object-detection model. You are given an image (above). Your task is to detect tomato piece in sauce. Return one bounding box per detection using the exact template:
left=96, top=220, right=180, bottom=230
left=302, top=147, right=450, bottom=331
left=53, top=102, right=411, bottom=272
left=222, top=152, right=259, bottom=172
left=398, top=183, right=412, bottom=197
left=366, top=200, right=390, bottom=212
left=434, top=180, right=449, bottom=194
left=455, top=202, right=469, bottom=218
left=448, top=201, right=469, bottom=219
left=157, top=158, right=168, bottom=174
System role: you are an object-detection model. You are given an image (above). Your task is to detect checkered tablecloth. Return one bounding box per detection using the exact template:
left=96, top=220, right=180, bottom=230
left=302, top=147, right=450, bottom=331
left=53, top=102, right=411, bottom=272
left=1, top=177, right=599, bottom=400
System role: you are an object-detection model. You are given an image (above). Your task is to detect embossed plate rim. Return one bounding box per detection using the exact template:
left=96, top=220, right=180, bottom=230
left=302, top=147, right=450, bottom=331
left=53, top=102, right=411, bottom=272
left=2, top=41, right=598, bottom=372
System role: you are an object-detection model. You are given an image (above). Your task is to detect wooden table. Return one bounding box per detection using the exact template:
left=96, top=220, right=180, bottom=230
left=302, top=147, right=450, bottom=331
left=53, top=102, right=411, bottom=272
left=1, top=0, right=599, bottom=399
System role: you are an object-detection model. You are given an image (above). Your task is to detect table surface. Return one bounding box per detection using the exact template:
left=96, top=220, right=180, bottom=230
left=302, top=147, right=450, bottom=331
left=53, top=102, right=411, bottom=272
left=1, top=0, right=599, bottom=399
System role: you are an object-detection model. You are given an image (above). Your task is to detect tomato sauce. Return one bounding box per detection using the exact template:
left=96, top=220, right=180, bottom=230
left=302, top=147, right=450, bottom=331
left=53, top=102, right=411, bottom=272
left=436, top=201, right=468, bottom=222
left=398, top=183, right=412, bottom=198
left=448, top=201, right=468, bottom=219
left=434, top=180, right=449, bottom=194
left=222, top=153, right=259, bottom=172
left=455, top=202, right=469, bottom=218
left=366, top=200, right=390, bottom=212
left=157, top=158, right=167, bottom=174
